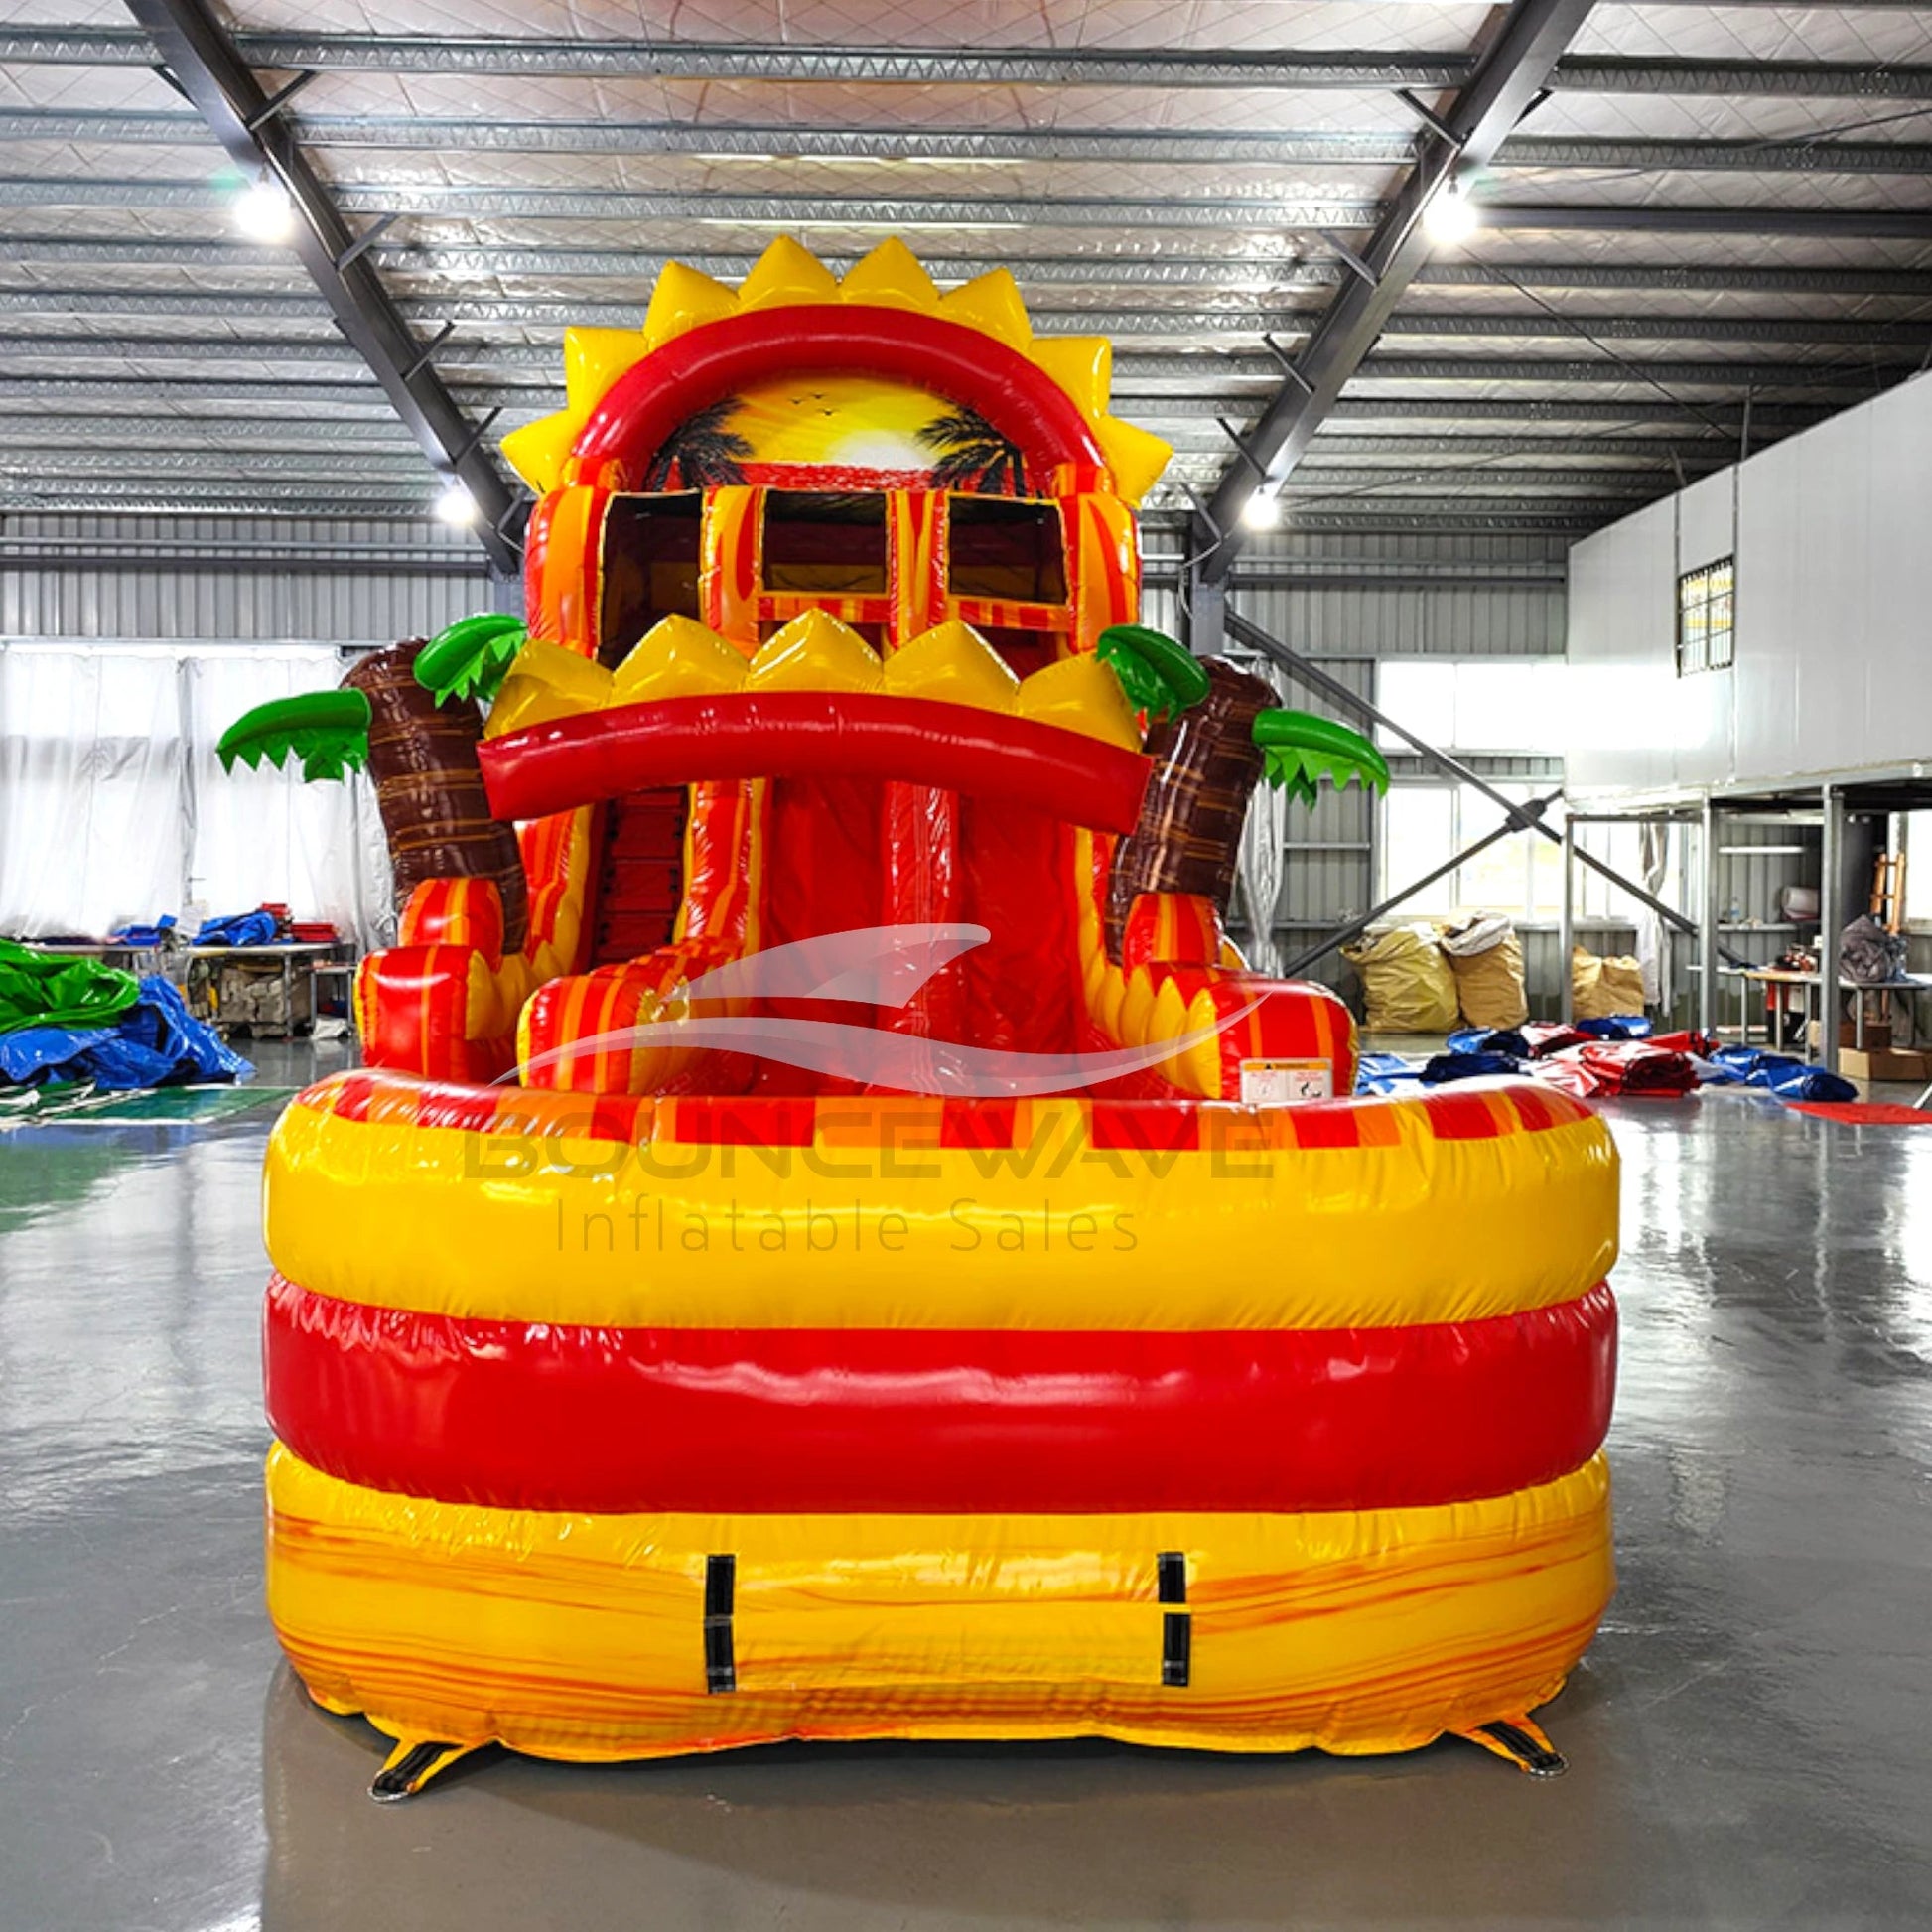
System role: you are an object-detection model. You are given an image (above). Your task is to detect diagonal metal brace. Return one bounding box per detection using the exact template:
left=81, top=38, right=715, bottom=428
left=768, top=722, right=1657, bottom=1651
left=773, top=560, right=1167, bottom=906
left=1225, top=605, right=1750, bottom=967
left=1282, top=793, right=1565, bottom=978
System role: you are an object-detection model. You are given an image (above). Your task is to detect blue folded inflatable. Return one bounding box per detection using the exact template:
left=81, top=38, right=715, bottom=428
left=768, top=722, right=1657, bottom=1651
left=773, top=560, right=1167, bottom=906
left=0, top=976, right=250, bottom=1091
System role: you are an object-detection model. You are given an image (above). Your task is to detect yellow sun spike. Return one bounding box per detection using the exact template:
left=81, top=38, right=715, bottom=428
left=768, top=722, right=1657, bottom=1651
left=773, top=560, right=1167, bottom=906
left=884, top=620, right=1022, bottom=712
left=736, top=236, right=841, bottom=313
left=1094, top=416, right=1174, bottom=506
left=499, top=411, right=580, bottom=494
left=1017, top=653, right=1143, bottom=751
left=839, top=237, right=941, bottom=313
left=746, top=609, right=885, bottom=693
left=640, top=261, right=737, bottom=352
left=486, top=638, right=616, bottom=739
left=938, top=268, right=1033, bottom=352
left=612, top=615, right=750, bottom=704
left=1030, top=338, right=1114, bottom=420
left=563, top=328, right=650, bottom=418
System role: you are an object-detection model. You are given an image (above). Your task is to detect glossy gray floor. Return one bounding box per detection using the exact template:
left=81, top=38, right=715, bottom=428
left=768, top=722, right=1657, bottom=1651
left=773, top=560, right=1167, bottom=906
left=3, top=1046, right=1930, bottom=1931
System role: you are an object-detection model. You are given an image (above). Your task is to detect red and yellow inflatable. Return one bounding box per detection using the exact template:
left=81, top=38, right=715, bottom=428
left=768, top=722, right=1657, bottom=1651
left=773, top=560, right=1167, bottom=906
left=250, top=240, right=1618, bottom=1798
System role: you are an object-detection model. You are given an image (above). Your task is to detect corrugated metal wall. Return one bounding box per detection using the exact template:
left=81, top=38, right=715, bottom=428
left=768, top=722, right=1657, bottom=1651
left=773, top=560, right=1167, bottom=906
left=1149, top=525, right=1573, bottom=1012
left=0, top=515, right=491, bottom=644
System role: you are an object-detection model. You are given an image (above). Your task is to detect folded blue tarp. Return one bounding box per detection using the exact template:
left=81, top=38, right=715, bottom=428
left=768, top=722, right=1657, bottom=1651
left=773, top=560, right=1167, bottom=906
left=1447, top=1026, right=1530, bottom=1059
left=1421, top=1049, right=1527, bottom=1085
left=1702, top=1044, right=1857, bottom=1105
left=192, top=910, right=281, bottom=947
left=107, top=915, right=177, bottom=948
left=1575, top=1014, right=1653, bottom=1040
left=1355, top=1051, right=1426, bottom=1096
left=0, top=976, right=250, bottom=1091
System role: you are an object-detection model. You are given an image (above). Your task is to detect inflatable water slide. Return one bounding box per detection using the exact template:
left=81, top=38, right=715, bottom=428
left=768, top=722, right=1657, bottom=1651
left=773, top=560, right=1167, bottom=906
left=221, top=239, right=1618, bottom=1798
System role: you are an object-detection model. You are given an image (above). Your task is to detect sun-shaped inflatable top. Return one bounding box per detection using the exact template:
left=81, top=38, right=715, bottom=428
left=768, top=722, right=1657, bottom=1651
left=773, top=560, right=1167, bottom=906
left=500, top=236, right=1173, bottom=507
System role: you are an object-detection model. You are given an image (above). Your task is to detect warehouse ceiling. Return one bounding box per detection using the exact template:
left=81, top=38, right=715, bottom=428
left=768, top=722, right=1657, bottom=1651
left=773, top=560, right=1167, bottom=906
left=0, top=0, right=1929, bottom=550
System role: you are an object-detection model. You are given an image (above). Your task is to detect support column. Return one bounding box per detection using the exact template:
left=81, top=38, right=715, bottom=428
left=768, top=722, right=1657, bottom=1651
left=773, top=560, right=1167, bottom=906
left=1700, top=795, right=1722, bottom=1037
left=1819, top=783, right=1844, bottom=1075
left=1560, top=812, right=1577, bottom=1025
left=1184, top=562, right=1226, bottom=660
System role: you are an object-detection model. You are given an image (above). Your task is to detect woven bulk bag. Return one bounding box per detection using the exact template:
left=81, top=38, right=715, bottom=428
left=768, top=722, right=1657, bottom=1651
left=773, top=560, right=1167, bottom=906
left=1571, top=946, right=1646, bottom=1021
left=1342, top=926, right=1460, bottom=1034
left=1440, top=915, right=1529, bottom=1029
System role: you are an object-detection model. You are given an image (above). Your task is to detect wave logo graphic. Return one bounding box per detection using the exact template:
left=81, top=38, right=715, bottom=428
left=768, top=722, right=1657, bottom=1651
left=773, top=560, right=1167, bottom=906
left=511, top=924, right=1262, bottom=1098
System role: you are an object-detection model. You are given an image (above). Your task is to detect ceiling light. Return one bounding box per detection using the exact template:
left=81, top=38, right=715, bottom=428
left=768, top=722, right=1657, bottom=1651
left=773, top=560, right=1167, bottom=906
left=434, top=480, right=478, bottom=526
left=1422, top=179, right=1480, bottom=248
left=233, top=177, right=295, bottom=244
left=1241, top=490, right=1283, bottom=531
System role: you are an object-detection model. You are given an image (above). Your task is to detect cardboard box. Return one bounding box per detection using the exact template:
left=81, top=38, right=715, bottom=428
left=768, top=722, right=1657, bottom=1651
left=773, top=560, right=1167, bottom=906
left=1839, top=1046, right=1931, bottom=1083
left=1809, top=1018, right=1892, bottom=1052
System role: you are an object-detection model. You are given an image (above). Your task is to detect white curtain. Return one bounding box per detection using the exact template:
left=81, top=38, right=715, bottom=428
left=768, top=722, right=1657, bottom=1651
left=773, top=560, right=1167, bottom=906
left=0, top=641, right=383, bottom=945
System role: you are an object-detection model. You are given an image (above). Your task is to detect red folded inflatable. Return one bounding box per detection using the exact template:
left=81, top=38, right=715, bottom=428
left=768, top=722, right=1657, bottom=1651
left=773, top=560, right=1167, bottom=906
left=1537, top=1039, right=1700, bottom=1098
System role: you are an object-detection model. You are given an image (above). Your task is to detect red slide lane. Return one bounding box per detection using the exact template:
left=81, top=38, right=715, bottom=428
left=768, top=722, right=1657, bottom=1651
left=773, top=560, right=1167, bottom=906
left=265, top=1277, right=1616, bottom=1516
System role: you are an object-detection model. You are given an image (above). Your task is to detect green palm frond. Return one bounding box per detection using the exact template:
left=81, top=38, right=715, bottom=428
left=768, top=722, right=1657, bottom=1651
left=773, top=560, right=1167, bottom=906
left=1095, top=623, right=1211, bottom=724
left=1252, top=708, right=1391, bottom=810
left=414, top=612, right=529, bottom=706
left=216, top=689, right=372, bottom=784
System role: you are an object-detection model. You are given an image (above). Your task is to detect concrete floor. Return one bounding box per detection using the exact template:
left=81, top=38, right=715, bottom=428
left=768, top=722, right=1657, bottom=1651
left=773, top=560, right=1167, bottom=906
left=3, top=1042, right=1930, bottom=1930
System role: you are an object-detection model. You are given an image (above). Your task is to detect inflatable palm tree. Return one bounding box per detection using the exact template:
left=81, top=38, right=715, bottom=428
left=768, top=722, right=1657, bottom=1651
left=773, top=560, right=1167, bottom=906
left=216, top=616, right=532, bottom=949
left=1099, top=624, right=1389, bottom=958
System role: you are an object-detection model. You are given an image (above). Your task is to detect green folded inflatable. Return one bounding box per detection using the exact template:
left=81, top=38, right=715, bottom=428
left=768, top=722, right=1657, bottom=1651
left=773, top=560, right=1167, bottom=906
left=0, top=941, right=142, bottom=1035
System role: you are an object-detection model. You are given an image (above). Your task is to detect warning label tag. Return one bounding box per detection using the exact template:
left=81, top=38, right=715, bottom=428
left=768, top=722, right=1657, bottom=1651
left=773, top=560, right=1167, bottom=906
left=1238, top=1058, right=1334, bottom=1107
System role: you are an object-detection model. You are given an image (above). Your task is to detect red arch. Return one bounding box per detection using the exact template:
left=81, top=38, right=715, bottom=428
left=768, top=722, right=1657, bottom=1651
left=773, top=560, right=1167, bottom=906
left=572, top=306, right=1106, bottom=480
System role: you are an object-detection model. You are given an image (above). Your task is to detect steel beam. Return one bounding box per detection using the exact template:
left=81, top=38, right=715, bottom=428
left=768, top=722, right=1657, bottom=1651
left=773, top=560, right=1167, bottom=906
left=0, top=416, right=417, bottom=444
left=0, top=334, right=558, bottom=367
left=1553, top=55, right=1932, bottom=99
left=0, top=474, right=438, bottom=504
left=6, top=285, right=1919, bottom=350
left=1319, top=354, right=1920, bottom=388
left=8, top=168, right=1932, bottom=243
left=119, top=0, right=521, bottom=571
left=12, top=107, right=1932, bottom=178
left=1200, top=0, right=1613, bottom=583
left=1484, top=203, right=1932, bottom=239
left=0, top=174, right=1389, bottom=230
left=0, top=287, right=1333, bottom=339
left=2, top=447, right=436, bottom=476
left=7, top=234, right=1930, bottom=300
left=1382, top=311, right=1931, bottom=347
left=6, top=28, right=1932, bottom=97
left=11, top=337, right=1912, bottom=393
left=0, top=373, right=1846, bottom=430
left=1277, top=467, right=1667, bottom=493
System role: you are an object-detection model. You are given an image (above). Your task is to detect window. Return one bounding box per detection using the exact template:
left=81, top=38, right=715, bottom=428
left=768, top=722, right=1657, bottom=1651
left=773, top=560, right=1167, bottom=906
left=761, top=490, right=888, bottom=595
left=1677, top=557, right=1734, bottom=676
left=1905, top=812, right=1932, bottom=927
left=946, top=497, right=1067, bottom=605
left=600, top=493, right=702, bottom=668
left=1375, top=659, right=1571, bottom=755
left=1377, top=785, right=1643, bottom=923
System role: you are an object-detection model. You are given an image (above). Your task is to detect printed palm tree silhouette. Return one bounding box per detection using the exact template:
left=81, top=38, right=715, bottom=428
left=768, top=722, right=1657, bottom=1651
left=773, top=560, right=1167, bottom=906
left=643, top=399, right=753, bottom=489
left=917, top=407, right=1026, bottom=495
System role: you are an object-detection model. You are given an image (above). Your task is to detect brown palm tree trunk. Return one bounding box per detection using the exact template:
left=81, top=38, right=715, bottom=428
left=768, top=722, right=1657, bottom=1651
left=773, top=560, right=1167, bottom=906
left=1107, top=660, right=1274, bottom=960
left=344, top=640, right=529, bottom=953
